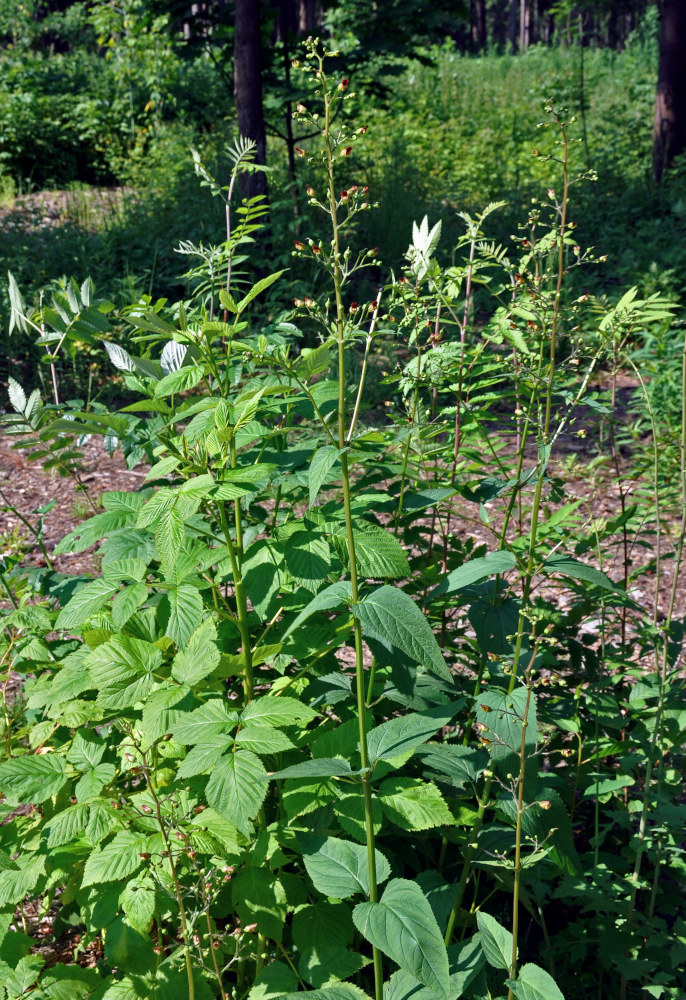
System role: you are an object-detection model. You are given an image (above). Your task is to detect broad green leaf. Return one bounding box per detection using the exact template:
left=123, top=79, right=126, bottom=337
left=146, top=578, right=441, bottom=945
left=154, top=364, right=204, bottom=398
left=276, top=986, right=370, bottom=1000
left=378, top=778, right=454, bottom=831
left=506, top=963, right=565, bottom=1000
left=309, top=445, right=343, bottom=507
left=235, top=725, right=295, bottom=753
left=0, top=854, right=46, bottom=907
left=299, top=947, right=370, bottom=989
left=75, top=762, right=116, bottom=801
left=241, top=695, right=317, bottom=727
left=171, top=616, right=221, bottom=684
left=352, top=528, right=411, bottom=579
left=205, top=749, right=268, bottom=835
left=429, top=550, right=517, bottom=599
left=284, top=531, right=331, bottom=592
left=365, top=704, right=459, bottom=766
left=353, top=879, right=450, bottom=999
left=4, top=954, right=44, bottom=995
left=475, top=687, right=537, bottom=771
left=161, top=584, right=203, bottom=647
left=82, top=831, right=149, bottom=886
left=283, top=581, right=352, bottom=638
left=120, top=876, right=156, bottom=933
left=45, top=803, right=90, bottom=848
left=334, top=792, right=383, bottom=843
left=177, top=734, right=232, bottom=779
left=231, top=868, right=288, bottom=941
left=55, top=578, right=117, bottom=629
left=543, top=555, right=623, bottom=594
left=476, top=911, right=516, bottom=970
left=0, top=754, right=67, bottom=805
left=172, top=701, right=239, bottom=744
left=299, top=834, right=391, bottom=899
left=104, top=916, right=155, bottom=974
left=292, top=901, right=355, bottom=953
left=112, top=582, right=149, bottom=628
left=418, top=744, right=488, bottom=785
left=272, top=758, right=352, bottom=779
left=249, top=963, right=299, bottom=1000
left=87, top=635, right=162, bottom=711
left=353, top=585, right=449, bottom=680
left=66, top=730, right=106, bottom=770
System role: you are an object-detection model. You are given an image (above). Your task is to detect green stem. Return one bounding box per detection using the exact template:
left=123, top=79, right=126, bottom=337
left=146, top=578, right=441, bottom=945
left=507, top=668, right=534, bottom=1000
left=217, top=500, right=254, bottom=702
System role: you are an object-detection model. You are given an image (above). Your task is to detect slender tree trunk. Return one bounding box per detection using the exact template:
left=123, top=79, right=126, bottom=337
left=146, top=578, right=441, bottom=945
left=234, top=0, right=268, bottom=202
left=298, top=0, right=317, bottom=35
left=508, top=0, right=518, bottom=51
left=653, top=0, right=686, bottom=181
left=519, top=0, right=530, bottom=51
left=474, top=0, right=486, bottom=49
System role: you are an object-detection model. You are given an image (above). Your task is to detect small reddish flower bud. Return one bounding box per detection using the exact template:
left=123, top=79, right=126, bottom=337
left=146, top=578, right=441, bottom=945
left=294, top=241, right=305, bottom=251
left=340, top=190, right=349, bottom=202
left=296, top=102, right=306, bottom=113
left=371, top=300, right=378, bottom=309
left=193, top=805, right=205, bottom=814
left=291, top=59, right=300, bottom=68
left=244, top=923, right=259, bottom=933
left=304, top=297, right=315, bottom=307
left=139, top=852, right=151, bottom=860
left=312, top=246, right=321, bottom=255
left=349, top=302, right=358, bottom=313
left=306, top=184, right=316, bottom=197
left=357, top=126, right=369, bottom=134
left=140, top=804, right=153, bottom=814
left=341, top=146, right=353, bottom=157
left=339, top=78, right=349, bottom=90
left=295, top=146, right=306, bottom=157
left=369, top=247, right=379, bottom=257
left=294, top=298, right=304, bottom=307
left=540, top=800, right=552, bottom=810
left=362, top=186, right=369, bottom=193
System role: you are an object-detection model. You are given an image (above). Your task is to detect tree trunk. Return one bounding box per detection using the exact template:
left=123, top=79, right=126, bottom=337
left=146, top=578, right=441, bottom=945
left=473, top=0, right=486, bottom=49
left=653, top=0, right=686, bottom=181
left=234, top=0, right=268, bottom=202
left=519, top=0, right=530, bottom=51
left=508, top=0, right=518, bottom=51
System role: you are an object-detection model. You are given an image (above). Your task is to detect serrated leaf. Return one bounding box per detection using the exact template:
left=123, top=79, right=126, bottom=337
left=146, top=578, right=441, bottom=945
left=231, top=868, right=288, bottom=941
left=171, top=616, right=220, bottom=684
left=284, top=531, right=331, bottom=592
left=366, top=704, right=458, bottom=766
left=205, top=749, right=268, bottom=835
left=154, top=364, right=204, bottom=398
left=283, top=581, right=352, bottom=638
left=309, top=446, right=342, bottom=507
left=104, top=341, right=136, bottom=372
left=55, top=578, right=118, bottom=630
left=235, top=725, right=295, bottom=753
left=119, top=876, right=156, bottom=934
left=505, top=964, right=565, bottom=1000
left=353, top=585, right=449, bottom=680
left=0, top=754, right=67, bottom=805
left=160, top=340, right=187, bottom=374
left=428, top=550, right=517, bottom=600
left=476, top=911, right=516, bottom=970
left=172, top=701, right=239, bottom=744
left=161, top=584, right=203, bottom=647
left=241, top=695, right=317, bottom=727
left=272, top=758, right=352, bottom=779
left=300, top=834, right=391, bottom=899
left=178, top=734, right=232, bottom=779
left=352, top=528, right=410, bottom=579
left=7, top=376, right=26, bottom=414
left=44, top=803, right=90, bottom=848
left=82, top=831, right=149, bottom=886
left=236, top=269, right=287, bottom=312
left=276, top=986, right=370, bottom=1000
left=378, top=778, right=454, bottom=831
left=353, top=879, right=450, bottom=999
left=299, top=947, right=370, bottom=989
left=0, top=854, right=46, bottom=907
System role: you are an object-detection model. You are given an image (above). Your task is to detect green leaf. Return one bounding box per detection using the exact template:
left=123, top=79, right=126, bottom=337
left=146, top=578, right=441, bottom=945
left=0, top=754, right=67, bottom=805
left=171, top=700, right=239, bottom=744
left=231, top=868, right=288, bottom=941
left=205, top=749, right=268, bottom=835
left=56, top=578, right=117, bottom=629
left=249, top=962, right=299, bottom=1000
left=5, top=954, right=45, bottom=995
left=120, top=876, right=156, bottom=934
left=299, top=947, right=369, bottom=989
left=87, top=635, right=162, bottom=711
left=171, top=617, right=220, bottom=684
left=283, top=581, right=352, bottom=638
left=309, top=445, right=342, bottom=507
left=506, top=963, right=565, bottom=1000
left=353, top=879, right=450, bottom=999
left=428, top=550, right=517, bottom=600
left=45, top=803, right=91, bottom=848
left=475, top=687, right=537, bottom=772
left=352, top=528, right=410, bottom=579
left=284, top=531, right=332, bottom=592
left=352, top=586, right=449, bottom=680
left=476, top=911, right=516, bottom=970
left=154, top=364, right=204, bottom=398
left=0, top=854, right=46, bottom=907
left=543, top=555, right=622, bottom=593
left=292, top=901, right=354, bottom=953
left=82, top=831, right=149, bottom=886
left=235, top=725, right=295, bottom=753
left=241, top=695, right=317, bottom=727
left=236, top=269, right=287, bottom=312
left=112, top=582, right=149, bottom=628
left=276, top=986, right=370, bottom=1000
left=418, top=744, right=488, bottom=785
left=365, top=704, right=459, bottom=766
left=299, top=834, right=391, bottom=899
left=161, top=584, right=203, bottom=647
left=177, top=734, right=232, bottom=779
left=378, top=778, right=454, bottom=831
left=104, top=916, right=155, bottom=974
left=272, top=758, right=352, bottom=779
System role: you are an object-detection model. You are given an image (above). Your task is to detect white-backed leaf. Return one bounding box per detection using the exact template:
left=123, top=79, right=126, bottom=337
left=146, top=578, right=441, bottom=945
left=103, top=341, right=136, bottom=372
left=160, top=340, right=187, bottom=375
